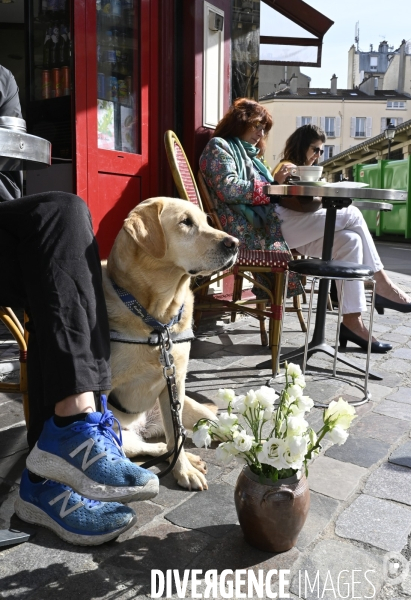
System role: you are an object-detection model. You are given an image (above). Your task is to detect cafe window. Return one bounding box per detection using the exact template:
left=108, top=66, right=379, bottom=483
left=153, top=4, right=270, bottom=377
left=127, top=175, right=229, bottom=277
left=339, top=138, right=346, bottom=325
left=96, top=0, right=139, bottom=152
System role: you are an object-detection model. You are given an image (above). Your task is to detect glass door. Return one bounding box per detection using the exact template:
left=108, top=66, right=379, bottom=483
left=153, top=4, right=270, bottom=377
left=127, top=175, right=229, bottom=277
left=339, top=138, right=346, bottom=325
left=96, top=0, right=139, bottom=154
left=25, top=0, right=73, bottom=160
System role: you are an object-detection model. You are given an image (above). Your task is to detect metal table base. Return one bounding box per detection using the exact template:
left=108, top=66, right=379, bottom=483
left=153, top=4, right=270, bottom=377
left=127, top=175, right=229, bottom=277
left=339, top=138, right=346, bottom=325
left=256, top=183, right=406, bottom=383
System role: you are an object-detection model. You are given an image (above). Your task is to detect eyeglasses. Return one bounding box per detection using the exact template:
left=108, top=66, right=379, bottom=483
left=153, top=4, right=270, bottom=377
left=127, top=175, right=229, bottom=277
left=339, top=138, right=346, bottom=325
left=252, top=124, right=266, bottom=135
left=310, top=146, right=324, bottom=156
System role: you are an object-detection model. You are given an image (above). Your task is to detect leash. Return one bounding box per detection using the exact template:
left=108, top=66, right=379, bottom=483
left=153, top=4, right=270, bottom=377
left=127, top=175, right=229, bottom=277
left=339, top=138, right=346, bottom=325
left=110, top=280, right=187, bottom=478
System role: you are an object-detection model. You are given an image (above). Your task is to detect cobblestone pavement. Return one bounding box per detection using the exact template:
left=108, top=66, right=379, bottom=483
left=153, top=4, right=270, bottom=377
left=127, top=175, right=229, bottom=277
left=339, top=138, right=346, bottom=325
left=1, top=273, right=411, bottom=599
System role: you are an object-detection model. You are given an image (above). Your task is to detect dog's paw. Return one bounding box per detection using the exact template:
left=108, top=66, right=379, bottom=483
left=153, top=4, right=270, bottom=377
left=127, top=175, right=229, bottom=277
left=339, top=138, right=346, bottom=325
left=175, top=467, right=208, bottom=491
left=185, top=451, right=207, bottom=474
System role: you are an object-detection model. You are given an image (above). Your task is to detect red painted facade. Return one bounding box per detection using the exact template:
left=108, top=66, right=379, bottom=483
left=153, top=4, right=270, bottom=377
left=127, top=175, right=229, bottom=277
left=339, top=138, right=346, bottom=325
left=69, top=0, right=231, bottom=258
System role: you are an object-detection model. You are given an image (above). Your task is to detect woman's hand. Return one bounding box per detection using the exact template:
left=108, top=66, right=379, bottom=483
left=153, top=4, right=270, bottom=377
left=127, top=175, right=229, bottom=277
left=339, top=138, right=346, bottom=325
left=274, top=162, right=297, bottom=184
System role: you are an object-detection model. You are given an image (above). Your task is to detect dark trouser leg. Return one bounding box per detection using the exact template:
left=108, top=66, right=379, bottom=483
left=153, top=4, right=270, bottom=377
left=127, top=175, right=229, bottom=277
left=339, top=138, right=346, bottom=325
left=0, top=192, right=111, bottom=448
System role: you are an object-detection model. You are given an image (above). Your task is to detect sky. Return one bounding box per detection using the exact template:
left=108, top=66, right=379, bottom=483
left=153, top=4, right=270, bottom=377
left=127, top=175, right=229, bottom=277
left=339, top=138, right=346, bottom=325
left=260, top=0, right=411, bottom=89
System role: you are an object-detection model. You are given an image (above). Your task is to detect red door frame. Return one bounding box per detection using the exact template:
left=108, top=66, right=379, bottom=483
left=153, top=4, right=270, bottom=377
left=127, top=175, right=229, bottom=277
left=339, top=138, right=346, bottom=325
left=73, top=0, right=160, bottom=256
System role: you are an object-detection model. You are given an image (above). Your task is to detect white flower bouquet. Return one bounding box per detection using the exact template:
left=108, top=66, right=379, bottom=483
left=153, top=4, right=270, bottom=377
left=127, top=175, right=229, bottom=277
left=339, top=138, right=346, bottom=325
left=193, top=363, right=357, bottom=482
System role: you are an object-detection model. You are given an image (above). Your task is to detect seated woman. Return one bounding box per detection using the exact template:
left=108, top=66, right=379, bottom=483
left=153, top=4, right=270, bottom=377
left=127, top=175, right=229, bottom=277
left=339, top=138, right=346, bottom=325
left=199, top=99, right=411, bottom=353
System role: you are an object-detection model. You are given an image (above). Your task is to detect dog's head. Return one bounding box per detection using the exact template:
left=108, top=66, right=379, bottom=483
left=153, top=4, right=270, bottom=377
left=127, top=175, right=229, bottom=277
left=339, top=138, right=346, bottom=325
left=118, top=197, right=239, bottom=276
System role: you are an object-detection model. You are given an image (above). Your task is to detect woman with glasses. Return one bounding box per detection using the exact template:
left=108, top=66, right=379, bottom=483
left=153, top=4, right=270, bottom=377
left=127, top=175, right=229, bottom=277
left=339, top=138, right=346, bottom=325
left=200, top=105, right=411, bottom=353
left=199, top=97, right=304, bottom=300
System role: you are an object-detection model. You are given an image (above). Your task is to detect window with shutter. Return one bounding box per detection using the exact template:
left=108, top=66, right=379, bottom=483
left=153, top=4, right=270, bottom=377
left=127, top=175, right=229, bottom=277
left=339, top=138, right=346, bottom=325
left=350, top=117, right=355, bottom=137
left=381, top=117, right=386, bottom=133
left=366, top=117, right=372, bottom=137
left=296, top=116, right=302, bottom=128
left=325, top=117, right=335, bottom=137
left=336, top=116, right=341, bottom=137
left=312, top=116, right=318, bottom=126
left=354, top=117, right=366, bottom=137
left=320, top=116, right=325, bottom=130
left=301, top=116, right=312, bottom=125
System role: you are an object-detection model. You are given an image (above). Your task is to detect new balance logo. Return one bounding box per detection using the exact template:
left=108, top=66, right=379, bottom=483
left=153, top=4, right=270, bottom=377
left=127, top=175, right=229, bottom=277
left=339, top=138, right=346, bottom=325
left=49, top=490, right=83, bottom=518
left=69, top=439, right=107, bottom=471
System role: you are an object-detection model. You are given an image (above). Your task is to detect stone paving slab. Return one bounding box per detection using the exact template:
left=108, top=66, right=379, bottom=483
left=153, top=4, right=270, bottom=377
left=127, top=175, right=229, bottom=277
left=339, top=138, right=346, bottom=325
left=350, top=412, right=410, bottom=443
left=0, top=448, right=27, bottom=484
left=289, top=539, right=383, bottom=600
left=364, top=462, right=411, bottom=506
left=296, top=491, right=339, bottom=551
left=307, top=456, right=367, bottom=501
left=389, top=441, right=411, bottom=468
left=393, top=326, right=411, bottom=336
left=187, top=524, right=300, bottom=579
left=324, top=434, right=390, bottom=468
left=382, top=358, right=411, bottom=374
left=165, top=483, right=238, bottom=537
left=374, top=400, right=411, bottom=422
left=335, top=494, right=411, bottom=551
left=148, top=461, right=222, bottom=509
left=0, top=531, right=102, bottom=599
left=0, top=424, right=28, bottom=458
left=366, top=382, right=394, bottom=401
left=372, top=371, right=403, bottom=388
left=383, top=332, right=410, bottom=343
left=0, top=397, right=25, bottom=431
left=387, top=387, right=411, bottom=405
left=393, top=348, right=411, bottom=360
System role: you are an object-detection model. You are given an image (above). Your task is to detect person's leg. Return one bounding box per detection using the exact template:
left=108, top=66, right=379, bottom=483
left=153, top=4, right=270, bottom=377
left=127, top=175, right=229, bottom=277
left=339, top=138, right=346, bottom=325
left=0, top=193, right=158, bottom=544
left=296, top=229, right=372, bottom=338
left=0, top=194, right=137, bottom=544
left=0, top=191, right=111, bottom=442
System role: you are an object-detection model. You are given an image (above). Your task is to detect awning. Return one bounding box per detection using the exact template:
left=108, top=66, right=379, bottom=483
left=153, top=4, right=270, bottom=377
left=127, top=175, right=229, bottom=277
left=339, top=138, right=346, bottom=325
left=260, top=0, right=334, bottom=67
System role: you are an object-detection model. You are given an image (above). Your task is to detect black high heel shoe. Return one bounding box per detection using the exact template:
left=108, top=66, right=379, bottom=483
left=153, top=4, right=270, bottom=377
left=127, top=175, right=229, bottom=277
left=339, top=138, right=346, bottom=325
left=339, top=323, right=392, bottom=354
left=375, top=293, right=411, bottom=315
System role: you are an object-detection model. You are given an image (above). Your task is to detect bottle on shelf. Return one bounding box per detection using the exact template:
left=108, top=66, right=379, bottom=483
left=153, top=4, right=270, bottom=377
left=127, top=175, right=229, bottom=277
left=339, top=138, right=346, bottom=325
left=105, top=29, right=116, bottom=67
left=58, top=0, right=67, bottom=18
left=118, top=32, right=129, bottom=76
left=111, top=0, right=122, bottom=26
left=102, top=0, right=111, bottom=17
left=43, top=25, right=52, bottom=69
left=59, top=22, right=69, bottom=66
left=50, top=22, right=60, bottom=69
left=45, top=0, right=59, bottom=19
left=112, top=29, right=122, bottom=69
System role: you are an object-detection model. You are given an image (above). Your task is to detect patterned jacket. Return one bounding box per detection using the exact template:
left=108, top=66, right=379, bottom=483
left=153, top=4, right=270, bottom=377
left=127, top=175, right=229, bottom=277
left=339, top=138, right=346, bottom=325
left=199, top=137, right=302, bottom=297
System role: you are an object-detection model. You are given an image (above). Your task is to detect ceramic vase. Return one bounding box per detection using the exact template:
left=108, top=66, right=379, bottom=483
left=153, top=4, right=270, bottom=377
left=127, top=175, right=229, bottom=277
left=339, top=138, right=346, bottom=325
left=234, top=466, right=310, bottom=553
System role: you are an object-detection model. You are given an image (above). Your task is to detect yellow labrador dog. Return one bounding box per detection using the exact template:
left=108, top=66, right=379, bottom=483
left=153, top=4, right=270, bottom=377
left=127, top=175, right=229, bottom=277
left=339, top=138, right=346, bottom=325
left=102, top=198, right=238, bottom=490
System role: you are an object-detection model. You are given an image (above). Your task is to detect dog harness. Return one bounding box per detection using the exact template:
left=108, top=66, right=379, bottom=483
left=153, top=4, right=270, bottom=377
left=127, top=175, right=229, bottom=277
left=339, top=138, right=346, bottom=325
left=109, top=279, right=192, bottom=477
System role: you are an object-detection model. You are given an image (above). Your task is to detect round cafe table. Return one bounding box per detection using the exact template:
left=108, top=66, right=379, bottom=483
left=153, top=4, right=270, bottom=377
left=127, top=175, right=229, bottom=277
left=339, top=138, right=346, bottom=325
left=0, top=118, right=51, bottom=548
left=256, top=183, right=406, bottom=380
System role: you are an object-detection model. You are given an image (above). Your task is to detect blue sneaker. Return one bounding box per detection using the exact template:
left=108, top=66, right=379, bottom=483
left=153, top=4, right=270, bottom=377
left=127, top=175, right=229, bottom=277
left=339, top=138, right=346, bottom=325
left=26, top=396, right=159, bottom=502
left=15, top=470, right=136, bottom=546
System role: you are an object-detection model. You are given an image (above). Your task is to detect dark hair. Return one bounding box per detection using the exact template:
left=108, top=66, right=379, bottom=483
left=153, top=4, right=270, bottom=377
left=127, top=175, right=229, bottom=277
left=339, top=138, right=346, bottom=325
left=282, top=124, right=326, bottom=166
left=213, top=98, right=273, bottom=155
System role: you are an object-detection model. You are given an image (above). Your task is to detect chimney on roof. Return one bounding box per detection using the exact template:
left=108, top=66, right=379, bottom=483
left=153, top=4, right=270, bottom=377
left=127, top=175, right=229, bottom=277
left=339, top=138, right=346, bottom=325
left=289, top=73, right=298, bottom=94
left=379, top=40, right=388, bottom=53
left=330, top=74, right=338, bottom=95
left=398, top=39, right=406, bottom=93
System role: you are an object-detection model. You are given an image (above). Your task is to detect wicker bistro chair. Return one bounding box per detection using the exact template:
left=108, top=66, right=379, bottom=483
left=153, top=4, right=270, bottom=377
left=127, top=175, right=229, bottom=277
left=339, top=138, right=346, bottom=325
left=164, top=130, right=305, bottom=374
left=0, top=307, right=29, bottom=423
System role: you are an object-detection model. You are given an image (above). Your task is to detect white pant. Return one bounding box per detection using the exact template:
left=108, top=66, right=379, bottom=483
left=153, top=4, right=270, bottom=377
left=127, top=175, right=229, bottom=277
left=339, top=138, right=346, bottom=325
left=275, top=205, right=383, bottom=314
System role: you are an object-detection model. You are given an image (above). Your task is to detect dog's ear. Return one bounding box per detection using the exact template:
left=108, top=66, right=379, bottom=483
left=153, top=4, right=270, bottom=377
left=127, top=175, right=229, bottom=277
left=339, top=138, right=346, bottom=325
left=123, top=201, right=167, bottom=259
